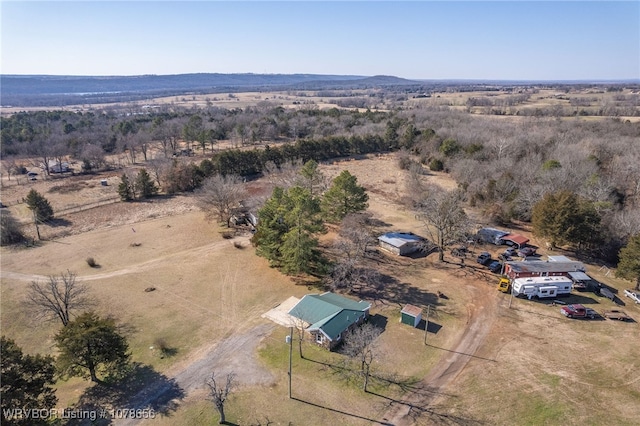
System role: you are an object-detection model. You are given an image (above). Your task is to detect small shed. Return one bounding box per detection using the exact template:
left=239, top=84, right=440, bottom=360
left=401, top=304, right=422, bottom=328
left=378, top=232, right=423, bottom=256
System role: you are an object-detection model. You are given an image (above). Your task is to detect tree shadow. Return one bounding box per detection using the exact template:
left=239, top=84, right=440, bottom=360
left=68, top=362, right=184, bottom=425
left=47, top=218, right=73, bottom=227
left=424, top=342, right=497, bottom=363
left=368, top=314, right=388, bottom=331
left=365, top=377, right=483, bottom=425
left=357, top=273, right=442, bottom=309
left=291, top=397, right=393, bottom=425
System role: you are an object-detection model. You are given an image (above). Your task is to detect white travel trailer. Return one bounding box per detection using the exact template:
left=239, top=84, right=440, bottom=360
left=511, top=276, right=573, bottom=299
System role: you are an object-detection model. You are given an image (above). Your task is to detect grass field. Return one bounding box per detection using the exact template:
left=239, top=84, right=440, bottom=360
left=2, top=153, right=639, bottom=425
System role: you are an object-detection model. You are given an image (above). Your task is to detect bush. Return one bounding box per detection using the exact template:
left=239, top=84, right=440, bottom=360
left=86, top=257, right=98, bottom=268
left=429, top=158, right=444, bottom=171
left=0, top=211, right=25, bottom=246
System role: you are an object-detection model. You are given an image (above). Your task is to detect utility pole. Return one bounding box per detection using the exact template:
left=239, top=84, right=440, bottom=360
left=509, top=282, right=514, bottom=309
left=287, top=327, right=293, bottom=399
left=424, top=305, right=431, bottom=345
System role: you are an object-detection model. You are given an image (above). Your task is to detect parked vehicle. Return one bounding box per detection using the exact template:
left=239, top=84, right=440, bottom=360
left=497, top=277, right=511, bottom=293
left=476, top=252, right=491, bottom=265
left=597, top=286, right=615, bottom=302
left=602, top=310, right=633, bottom=322
left=517, top=246, right=537, bottom=257
left=488, top=260, right=502, bottom=273
left=624, top=289, right=640, bottom=304
left=560, top=304, right=597, bottom=319
left=503, top=248, right=517, bottom=257
left=512, top=276, right=573, bottom=299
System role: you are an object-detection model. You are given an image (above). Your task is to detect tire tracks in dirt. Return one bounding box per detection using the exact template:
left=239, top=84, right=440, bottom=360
left=2, top=234, right=279, bottom=425
left=382, top=282, right=499, bottom=425
left=118, top=323, right=275, bottom=426
left=0, top=236, right=250, bottom=283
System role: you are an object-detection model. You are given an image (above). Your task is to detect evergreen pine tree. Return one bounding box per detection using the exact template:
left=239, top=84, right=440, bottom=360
left=135, top=169, right=158, bottom=199
left=24, top=189, right=54, bottom=222
left=617, top=234, right=640, bottom=291
left=280, top=186, right=324, bottom=275
left=117, top=174, right=135, bottom=201
left=1, top=337, right=57, bottom=426
left=321, top=170, right=369, bottom=223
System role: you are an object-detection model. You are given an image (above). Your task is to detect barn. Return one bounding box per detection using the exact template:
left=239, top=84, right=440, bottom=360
left=378, top=232, right=423, bottom=256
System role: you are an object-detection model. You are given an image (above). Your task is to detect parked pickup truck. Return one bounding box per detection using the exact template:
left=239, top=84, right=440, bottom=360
left=560, top=304, right=597, bottom=319
left=624, top=289, right=640, bottom=304
left=602, top=310, right=633, bottom=322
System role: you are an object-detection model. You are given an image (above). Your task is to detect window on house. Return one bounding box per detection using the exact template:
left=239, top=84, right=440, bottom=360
left=316, top=333, right=323, bottom=343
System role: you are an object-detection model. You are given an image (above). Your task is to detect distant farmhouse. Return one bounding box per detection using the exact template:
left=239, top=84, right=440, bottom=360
left=288, top=292, right=371, bottom=350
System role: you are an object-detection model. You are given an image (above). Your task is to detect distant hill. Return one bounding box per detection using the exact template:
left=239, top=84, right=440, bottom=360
left=0, top=73, right=419, bottom=107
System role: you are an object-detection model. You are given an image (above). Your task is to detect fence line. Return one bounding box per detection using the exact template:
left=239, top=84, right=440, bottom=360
left=54, top=196, right=121, bottom=217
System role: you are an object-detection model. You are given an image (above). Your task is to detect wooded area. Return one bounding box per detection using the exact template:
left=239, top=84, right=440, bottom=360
left=2, top=85, right=639, bottom=265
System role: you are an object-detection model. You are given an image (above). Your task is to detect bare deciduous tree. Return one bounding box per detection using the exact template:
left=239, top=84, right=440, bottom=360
left=197, top=174, right=248, bottom=227
left=342, top=323, right=382, bottom=392
left=328, top=257, right=381, bottom=296
left=338, top=212, right=376, bottom=262
left=206, top=371, right=236, bottom=424
left=26, top=270, right=94, bottom=327
left=262, top=159, right=303, bottom=190
left=414, top=184, right=470, bottom=262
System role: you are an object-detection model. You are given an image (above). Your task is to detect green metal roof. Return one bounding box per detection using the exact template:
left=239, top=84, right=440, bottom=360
left=288, top=292, right=370, bottom=341
left=308, top=310, right=367, bottom=341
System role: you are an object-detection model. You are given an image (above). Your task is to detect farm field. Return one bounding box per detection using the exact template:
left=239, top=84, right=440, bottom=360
left=1, top=153, right=639, bottom=425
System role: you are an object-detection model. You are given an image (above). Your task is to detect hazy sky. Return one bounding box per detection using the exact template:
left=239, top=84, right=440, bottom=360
left=1, top=1, right=638, bottom=80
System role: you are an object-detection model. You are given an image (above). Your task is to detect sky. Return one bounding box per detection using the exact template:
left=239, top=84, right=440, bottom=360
left=1, top=1, right=638, bottom=81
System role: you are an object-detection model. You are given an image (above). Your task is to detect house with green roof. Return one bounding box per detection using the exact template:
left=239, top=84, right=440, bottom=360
left=288, top=292, right=371, bottom=350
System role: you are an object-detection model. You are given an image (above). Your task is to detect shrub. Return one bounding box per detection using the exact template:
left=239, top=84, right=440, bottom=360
left=439, top=138, right=461, bottom=157
left=86, top=257, right=98, bottom=268
left=1, top=211, right=25, bottom=246
left=429, top=158, right=444, bottom=171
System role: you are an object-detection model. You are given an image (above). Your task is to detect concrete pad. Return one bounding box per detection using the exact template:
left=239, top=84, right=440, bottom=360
left=261, top=296, right=306, bottom=327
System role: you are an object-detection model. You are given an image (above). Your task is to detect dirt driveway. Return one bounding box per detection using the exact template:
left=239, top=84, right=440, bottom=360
left=382, top=276, right=499, bottom=425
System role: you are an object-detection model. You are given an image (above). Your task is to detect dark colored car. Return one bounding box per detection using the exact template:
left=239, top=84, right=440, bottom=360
left=503, top=248, right=516, bottom=257
left=488, top=260, right=502, bottom=273
left=517, top=246, right=536, bottom=257
left=476, top=252, right=491, bottom=265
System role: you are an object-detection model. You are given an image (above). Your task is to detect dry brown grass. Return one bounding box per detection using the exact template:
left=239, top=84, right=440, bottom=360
left=2, top=153, right=639, bottom=424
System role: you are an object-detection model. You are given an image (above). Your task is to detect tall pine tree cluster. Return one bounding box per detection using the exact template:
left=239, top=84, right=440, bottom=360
left=253, top=161, right=368, bottom=276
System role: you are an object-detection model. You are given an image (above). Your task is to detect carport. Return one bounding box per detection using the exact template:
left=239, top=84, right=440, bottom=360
left=501, top=233, right=529, bottom=248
